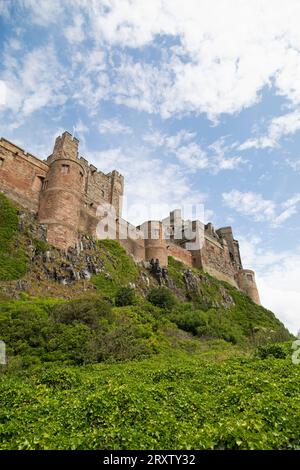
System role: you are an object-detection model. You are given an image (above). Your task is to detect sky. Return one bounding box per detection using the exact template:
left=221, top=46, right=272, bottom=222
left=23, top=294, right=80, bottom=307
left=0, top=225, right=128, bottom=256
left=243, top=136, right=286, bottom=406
left=0, top=0, right=300, bottom=333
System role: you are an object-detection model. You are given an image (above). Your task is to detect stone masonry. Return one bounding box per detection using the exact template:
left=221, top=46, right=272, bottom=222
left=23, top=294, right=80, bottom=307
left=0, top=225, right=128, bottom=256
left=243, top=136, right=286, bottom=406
left=0, top=131, right=260, bottom=304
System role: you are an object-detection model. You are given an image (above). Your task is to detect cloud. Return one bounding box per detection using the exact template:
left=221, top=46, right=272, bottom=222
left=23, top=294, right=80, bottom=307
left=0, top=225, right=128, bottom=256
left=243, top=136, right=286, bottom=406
left=143, top=130, right=246, bottom=173
left=239, top=235, right=300, bottom=334
left=3, top=1, right=300, bottom=122
left=98, top=118, right=132, bottom=135
left=84, top=144, right=207, bottom=225
left=239, top=110, right=300, bottom=150
left=222, top=190, right=300, bottom=227
left=0, top=45, right=67, bottom=124
left=0, top=81, right=6, bottom=105
left=85, top=0, right=300, bottom=120
left=64, top=14, right=85, bottom=44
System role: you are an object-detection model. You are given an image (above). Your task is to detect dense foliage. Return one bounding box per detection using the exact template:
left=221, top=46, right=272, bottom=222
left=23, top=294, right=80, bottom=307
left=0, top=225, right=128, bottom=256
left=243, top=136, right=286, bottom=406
left=147, top=287, right=176, bottom=311
left=1, top=350, right=300, bottom=450
left=115, top=287, right=136, bottom=307
left=0, top=193, right=297, bottom=450
left=0, top=193, right=28, bottom=280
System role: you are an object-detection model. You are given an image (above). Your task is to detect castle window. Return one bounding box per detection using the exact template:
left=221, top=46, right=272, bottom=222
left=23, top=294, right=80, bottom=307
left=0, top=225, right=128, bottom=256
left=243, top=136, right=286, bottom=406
left=101, top=190, right=105, bottom=197
left=247, top=274, right=253, bottom=281
left=43, top=180, right=48, bottom=190
left=61, top=164, right=70, bottom=174
left=0, top=157, right=4, bottom=167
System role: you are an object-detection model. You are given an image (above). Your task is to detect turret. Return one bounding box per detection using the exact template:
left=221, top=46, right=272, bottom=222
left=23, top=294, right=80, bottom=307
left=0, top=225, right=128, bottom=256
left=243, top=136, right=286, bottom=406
left=108, top=170, right=124, bottom=218
left=236, top=269, right=261, bottom=305
left=216, top=226, right=242, bottom=269
left=141, top=220, right=168, bottom=267
left=38, top=132, right=85, bottom=249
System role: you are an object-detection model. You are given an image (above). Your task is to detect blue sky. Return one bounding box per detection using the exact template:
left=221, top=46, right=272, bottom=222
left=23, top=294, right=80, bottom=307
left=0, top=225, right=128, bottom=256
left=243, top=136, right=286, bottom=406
left=1, top=0, right=300, bottom=333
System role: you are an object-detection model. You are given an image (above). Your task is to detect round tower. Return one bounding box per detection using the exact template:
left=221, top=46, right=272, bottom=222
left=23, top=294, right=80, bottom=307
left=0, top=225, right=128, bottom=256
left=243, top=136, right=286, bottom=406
left=38, top=132, right=85, bottom=250
left=236, top=269, right=261, bottom=305
left=143, top=220, right=168, bottom=267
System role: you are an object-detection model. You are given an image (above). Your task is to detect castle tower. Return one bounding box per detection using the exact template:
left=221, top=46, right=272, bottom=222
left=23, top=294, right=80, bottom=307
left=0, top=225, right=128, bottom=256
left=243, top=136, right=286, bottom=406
left=216, top=226, right=243, bottom=269
left=236, top=269, right=261, bottom=305
left=108, top=170, right=124, bottom=218
left=38, top=132, right=85, bottom=249
left=142, top=220, right=168, bottom=267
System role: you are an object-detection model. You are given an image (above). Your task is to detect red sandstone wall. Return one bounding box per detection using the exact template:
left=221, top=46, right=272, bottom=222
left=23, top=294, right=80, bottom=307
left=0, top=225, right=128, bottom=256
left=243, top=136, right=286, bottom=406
left=167, top=243, right=193, bottom=266
left=0, top=138, right=49, bottom=211
left=201, top=235, right=237, bottom=278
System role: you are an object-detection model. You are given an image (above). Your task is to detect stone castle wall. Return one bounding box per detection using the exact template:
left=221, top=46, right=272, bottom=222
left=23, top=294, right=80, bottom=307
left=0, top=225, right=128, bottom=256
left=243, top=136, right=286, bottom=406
left=0, top=131, right=260, bottom=304
left=0, top=138, right=48, bottom=211
left=0, top=132, right=124, bottom=249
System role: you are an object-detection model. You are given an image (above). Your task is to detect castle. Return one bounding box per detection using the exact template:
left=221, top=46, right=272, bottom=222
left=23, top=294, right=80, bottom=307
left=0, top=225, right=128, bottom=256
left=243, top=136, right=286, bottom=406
left=0, top=131, right=260, bottom=304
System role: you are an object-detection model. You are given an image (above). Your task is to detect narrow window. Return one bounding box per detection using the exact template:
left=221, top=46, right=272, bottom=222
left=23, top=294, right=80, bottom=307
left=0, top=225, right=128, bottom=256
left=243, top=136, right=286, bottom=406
left=0, top=157, right=4, bottom=167
left=61, top=164, right=70, bottom=174
left=101, top=189, right=105, bottom=197
left=43, top=180, right=48, bottom=190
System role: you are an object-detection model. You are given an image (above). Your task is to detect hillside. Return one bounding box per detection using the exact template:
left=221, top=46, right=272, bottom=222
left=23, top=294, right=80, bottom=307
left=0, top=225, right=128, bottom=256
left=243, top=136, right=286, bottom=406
left=0, top=192, right=298, bottom=450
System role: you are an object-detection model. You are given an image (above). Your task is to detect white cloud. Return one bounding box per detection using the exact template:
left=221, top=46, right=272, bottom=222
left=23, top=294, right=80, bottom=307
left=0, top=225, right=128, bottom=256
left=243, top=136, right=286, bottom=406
left=84, top=145, right=207, bottom=225
left=175, top=142, right=209, bottom=170
left=65, top=14, right=85, bottom=44
left=98, top=118, right=132, bottom=135
left=3, top=1, right=300, bottom=122
left=87, top=0, right=300, bottom=119
left=223, top=190, right=276, bottom=222
left=143, top=130, right=246, bottom=173
left=0, top=45, right=67, bottom=123
left=239, top=110, right=300, bottom=150
left=239, top=235, right=300, bottom=334
left=222, top=190, right=300, bottom=227
left=0, top=80, right=6, bottom=105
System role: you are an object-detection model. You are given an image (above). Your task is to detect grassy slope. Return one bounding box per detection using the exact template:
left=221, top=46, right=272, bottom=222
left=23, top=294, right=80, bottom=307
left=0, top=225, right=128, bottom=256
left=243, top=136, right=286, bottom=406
left=0, top=193, right=28, bottom=280
left=0, top=193, right=298, bottom=450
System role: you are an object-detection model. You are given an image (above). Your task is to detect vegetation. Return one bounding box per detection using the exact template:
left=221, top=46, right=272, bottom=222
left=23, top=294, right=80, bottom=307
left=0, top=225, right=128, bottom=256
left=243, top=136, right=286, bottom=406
left=92, top=240, right=139, bottom=298
left=115, top=287, right=136, bottom=307
left=0, top=193, right=28, bottom=280
left=1, top=349, right=300, bottom=450
left=147, top=287, right=177, bottom=311
left=0, top=193, right=297, bottom=450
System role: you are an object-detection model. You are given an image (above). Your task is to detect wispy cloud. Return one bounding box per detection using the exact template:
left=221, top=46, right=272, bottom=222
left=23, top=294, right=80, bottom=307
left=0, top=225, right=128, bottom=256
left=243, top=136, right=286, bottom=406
left=239, top=110, right=300, bottom=150
left=222, top=190, right=300, bottom=227
left=98, top=118, right=132, bottom=135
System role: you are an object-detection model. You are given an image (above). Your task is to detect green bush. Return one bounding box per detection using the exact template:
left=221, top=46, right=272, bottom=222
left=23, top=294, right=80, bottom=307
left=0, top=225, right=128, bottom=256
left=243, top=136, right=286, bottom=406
left=37, top=368, right=80, bottom=389
left=50, top=299, right=112, bottom=327
left=115, top=287, right=135, bottom=307
left=147, top=287, right=176, bottom=311
left=255, top=343, right=287, bottom=359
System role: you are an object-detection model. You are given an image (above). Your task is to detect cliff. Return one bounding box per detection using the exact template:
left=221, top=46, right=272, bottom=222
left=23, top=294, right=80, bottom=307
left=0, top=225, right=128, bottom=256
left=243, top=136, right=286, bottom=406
left=0, top=193, right=290, bottom=347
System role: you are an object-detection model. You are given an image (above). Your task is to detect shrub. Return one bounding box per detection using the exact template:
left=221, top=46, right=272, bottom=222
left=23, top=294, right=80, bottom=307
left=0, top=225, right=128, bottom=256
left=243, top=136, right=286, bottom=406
left=255, top=343, right=287, bottom=359
left=49, top=299, right=112, bottom=327
left=37, top=368, right=80, bottom=389
left=115, top=287, right=135, bottom=307
left=147, top=287, right=176, bottom=311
